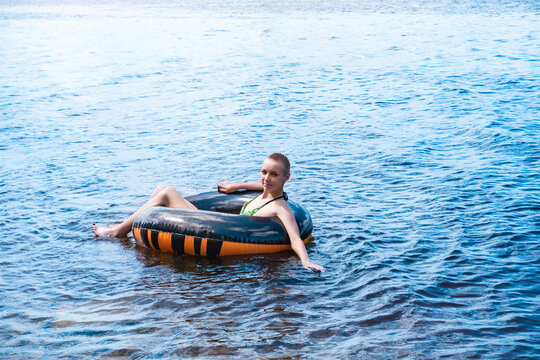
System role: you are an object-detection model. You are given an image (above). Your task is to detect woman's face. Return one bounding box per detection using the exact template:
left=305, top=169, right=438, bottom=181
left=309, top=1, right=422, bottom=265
left=260, top=158, right=290, bottom=192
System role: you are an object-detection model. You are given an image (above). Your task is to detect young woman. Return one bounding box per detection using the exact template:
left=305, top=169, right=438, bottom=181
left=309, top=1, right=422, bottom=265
left=92, top=153, right=325, bottom=273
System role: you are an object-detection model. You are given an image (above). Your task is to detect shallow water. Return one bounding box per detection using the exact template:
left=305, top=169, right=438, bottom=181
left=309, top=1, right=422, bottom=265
left=1, top=0, right=539, bottom=358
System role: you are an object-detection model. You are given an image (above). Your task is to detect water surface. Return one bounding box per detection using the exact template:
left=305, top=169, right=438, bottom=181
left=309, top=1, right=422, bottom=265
left=0, top=0, right=539, bottom=358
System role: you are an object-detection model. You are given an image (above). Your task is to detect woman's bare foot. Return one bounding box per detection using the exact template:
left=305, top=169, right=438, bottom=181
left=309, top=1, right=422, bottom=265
left=92, top=224, right=120, bottom=238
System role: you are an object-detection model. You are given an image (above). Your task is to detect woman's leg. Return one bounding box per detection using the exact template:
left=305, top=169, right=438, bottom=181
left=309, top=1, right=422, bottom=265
left=150, top=185, right=167, bottom=199
left=92, top=186, right=196, bottom=238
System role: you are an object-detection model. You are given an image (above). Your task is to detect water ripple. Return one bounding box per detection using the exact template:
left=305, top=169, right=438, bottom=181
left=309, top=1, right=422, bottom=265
left=1, top=1, right=539, bottom=358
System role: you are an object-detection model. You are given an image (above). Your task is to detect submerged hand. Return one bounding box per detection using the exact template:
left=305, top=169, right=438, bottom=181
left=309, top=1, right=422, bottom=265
left=217, top=182, right=238, bottom=193
left=302, top=261, right=326, bottom=273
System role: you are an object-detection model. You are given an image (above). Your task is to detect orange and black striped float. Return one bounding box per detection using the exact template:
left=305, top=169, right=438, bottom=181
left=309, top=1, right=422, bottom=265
left=132, top=191, right=313, bottom=256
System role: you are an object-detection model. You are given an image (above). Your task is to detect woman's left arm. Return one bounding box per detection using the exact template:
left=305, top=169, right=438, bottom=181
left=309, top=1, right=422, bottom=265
left=217, top=182, right=263, bottom=193
left=277, top=206, right=325, bottom=273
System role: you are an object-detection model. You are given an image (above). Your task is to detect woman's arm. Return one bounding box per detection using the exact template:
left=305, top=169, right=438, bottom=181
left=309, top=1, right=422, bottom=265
left=217, top=182, right=263, bottom=193
left=277, top=205, right=325, bottom=273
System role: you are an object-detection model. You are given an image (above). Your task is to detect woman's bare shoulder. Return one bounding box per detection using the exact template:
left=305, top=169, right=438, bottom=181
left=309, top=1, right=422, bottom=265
left=273, top=199, right=293, bottom=215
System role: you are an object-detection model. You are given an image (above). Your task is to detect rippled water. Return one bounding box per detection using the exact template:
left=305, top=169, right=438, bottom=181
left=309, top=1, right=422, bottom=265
left=1, top=0, right=539, bottom=358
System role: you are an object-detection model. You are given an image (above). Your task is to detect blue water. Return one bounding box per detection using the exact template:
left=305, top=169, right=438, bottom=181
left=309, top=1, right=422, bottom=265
left=1, top=0, right=539, bottom=358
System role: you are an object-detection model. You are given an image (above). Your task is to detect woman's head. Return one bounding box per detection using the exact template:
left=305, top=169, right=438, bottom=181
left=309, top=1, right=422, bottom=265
left=261, top=153, right=290, bottom=192
left=267, top=153, right=290, bottom=175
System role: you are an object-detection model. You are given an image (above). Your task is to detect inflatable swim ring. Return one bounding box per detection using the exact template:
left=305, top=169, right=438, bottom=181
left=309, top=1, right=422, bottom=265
left=132, top=191, right=313, bottom=256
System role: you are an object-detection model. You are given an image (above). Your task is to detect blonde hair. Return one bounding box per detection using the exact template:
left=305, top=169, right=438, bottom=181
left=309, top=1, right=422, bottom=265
left=268, top=153, right=290, bottom=175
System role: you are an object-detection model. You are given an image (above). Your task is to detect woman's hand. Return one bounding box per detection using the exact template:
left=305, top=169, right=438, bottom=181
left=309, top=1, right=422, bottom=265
left=302, top=260, right=326, bottom=273
left=217, top=182, right=239, bottom=193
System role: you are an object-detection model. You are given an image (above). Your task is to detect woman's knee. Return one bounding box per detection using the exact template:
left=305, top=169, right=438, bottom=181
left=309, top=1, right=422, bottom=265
left=154, top=185, right=167, bottom=192
left=151, top=185, right=167, bottom=197
left=155, top=186, right=178, bottom=195
left=160, top=187, right=185, bottom=201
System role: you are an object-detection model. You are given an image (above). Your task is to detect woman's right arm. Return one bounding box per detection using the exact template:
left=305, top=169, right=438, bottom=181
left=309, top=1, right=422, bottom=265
left=217, top=182, right=263, bottom=193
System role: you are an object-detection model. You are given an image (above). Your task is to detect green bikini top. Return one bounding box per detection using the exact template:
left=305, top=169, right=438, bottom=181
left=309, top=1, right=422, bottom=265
left=240, top=193, right=288, bottom=216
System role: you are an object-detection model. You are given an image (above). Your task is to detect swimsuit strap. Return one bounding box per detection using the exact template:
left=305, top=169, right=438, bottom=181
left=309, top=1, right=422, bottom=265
left=240, top=192, right=288, bottom=216
left=258, top=192, right=288, bottom=211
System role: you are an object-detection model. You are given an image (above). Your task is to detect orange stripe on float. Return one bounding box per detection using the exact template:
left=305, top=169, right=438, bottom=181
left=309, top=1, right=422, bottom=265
left=201, top=238, right=207, bottom=256
left=158, top=232, right=173, bottom=253
left=219, top=241, right=291, bottom=256
left=184, top=236, right=195, bottom=255
left=147, top=230, right=154, bottom=249
left=218, top=242, right=237, bottom=256
left=133, top=228, right=142, bottom=245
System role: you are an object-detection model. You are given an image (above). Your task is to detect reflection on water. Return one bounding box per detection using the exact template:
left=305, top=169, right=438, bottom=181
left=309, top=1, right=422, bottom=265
left=0, top=0, right=539, bottom=358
